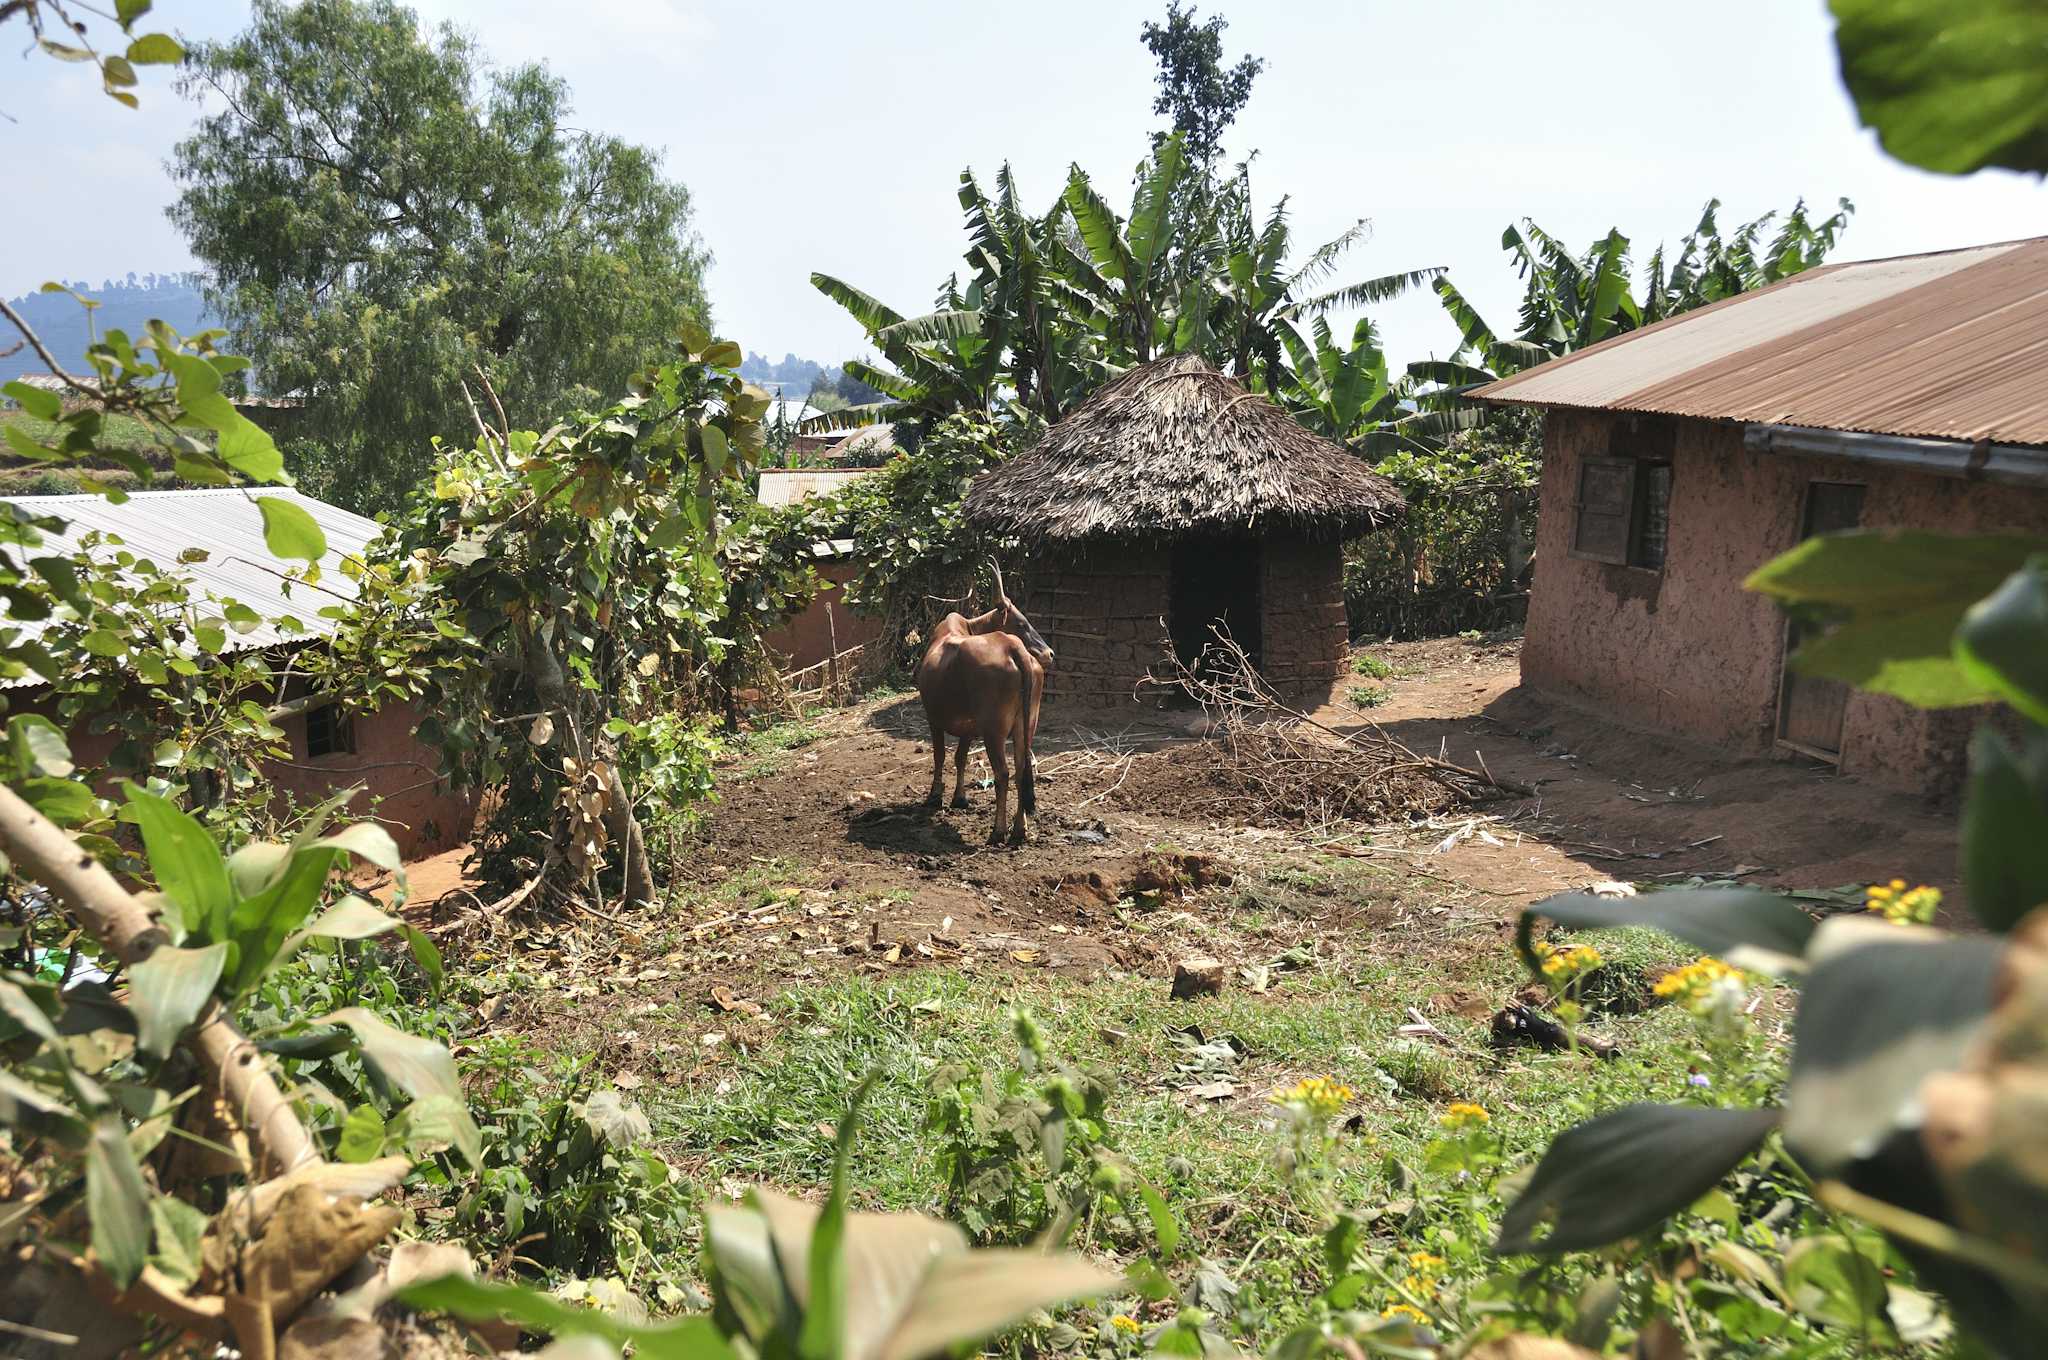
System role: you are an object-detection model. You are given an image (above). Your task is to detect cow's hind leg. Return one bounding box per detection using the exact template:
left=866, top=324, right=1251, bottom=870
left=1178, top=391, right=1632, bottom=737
left=984, top=732, right=1010, bottom=846
left=1007, top=714, right=1032, bottom=846
left=923, top=720, right=946, bottom=809
left=950, top=738, right=972, bottom=808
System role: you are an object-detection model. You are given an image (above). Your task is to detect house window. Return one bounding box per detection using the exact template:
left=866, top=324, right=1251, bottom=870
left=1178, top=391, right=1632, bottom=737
left=1570, top=457, right=1673, bottom=569
left=304, top=703, right=356, bottom=758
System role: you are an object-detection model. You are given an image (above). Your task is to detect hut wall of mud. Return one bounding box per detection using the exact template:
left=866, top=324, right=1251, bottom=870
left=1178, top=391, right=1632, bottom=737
left=1019, top=536, right=1346, bottom=707
left=1018, top=543, right=1170, bottom=706
left=1258, top=537, right=1348, bottom=700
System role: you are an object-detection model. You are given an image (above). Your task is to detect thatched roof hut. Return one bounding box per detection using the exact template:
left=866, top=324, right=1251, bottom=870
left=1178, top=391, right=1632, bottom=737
left=963, top=354, right=1404, bottom=541
left=964, top=354, right=1405, bottom=705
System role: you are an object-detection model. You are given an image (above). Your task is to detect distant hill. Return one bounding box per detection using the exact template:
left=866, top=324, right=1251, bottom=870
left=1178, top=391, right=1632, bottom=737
left=739, top=351, right=886, bottom=407
left=1, top=275, right=217, bottom=385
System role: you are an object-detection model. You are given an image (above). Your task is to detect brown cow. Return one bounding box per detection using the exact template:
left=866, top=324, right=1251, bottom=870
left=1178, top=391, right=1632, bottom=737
left=915, top=561, right=1054, bottom=845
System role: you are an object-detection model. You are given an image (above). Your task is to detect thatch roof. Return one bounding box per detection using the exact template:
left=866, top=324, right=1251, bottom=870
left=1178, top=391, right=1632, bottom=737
left=963, top=354, right=1404, bottom=543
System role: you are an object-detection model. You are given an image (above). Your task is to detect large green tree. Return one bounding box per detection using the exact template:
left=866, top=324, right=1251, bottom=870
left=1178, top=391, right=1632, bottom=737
left=170, top=0, right=711, bottom=514
left=1139, top=1, right=1264, bottom=168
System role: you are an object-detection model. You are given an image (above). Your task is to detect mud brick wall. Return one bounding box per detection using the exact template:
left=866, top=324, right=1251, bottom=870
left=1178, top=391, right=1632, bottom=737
left=1525, top=408, right=2048, bottom=795
left=1018, top=535, right=1349, bottom=707
left=1017, top=543, right=1174, bottom=705
left=1259, top=536, right=1348, bottom=703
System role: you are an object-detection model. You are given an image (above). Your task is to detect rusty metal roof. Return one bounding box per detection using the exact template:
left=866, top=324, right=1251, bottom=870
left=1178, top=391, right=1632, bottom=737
left=754, top=468, right=871, bottom=509
left=0, top=489, right=377, bottom=683
left=1473, top=237, right=2048, bottom=447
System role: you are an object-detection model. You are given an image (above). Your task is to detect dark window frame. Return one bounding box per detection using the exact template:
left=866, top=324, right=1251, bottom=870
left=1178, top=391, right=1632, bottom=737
left=304, top=703, right=356, bottom=759
left=1569, top=455, right=1674, bottom=571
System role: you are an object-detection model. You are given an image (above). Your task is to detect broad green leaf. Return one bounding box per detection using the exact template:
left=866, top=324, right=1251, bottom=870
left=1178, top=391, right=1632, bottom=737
left=258, top=496, right=327, bottom=562
left=1955, top=558, right=2048, bottom=724
left=148, top=1195, right=209, bottom=1289
left=1519, top=888, right=1816, bottom=979
left=312, top=820, right=402, bottom=873
left=582, top=1089, right=651, bottom=1148
left=227, top=840, right=290, bottom=897
left=388, top=1094, right=471, bottom=1160
left=1496, top=1104, right=1780, bottom=1254
left=402, top=925, right=445, bottom=993
left=296, top=895, right=401, bottom=943
left=0, top=1070, right=89, bottom=1146
left=1782, top=923, right=2001, bottom=1175
left=121, top=783, right=232, bottom=940
left=80, top=629, right=127, bottom=658
left=1830, top=0, right=2048, bottom=175
left=1745, top=531, right=2048, bottom=708
left=7, top=713, right=74, bottom=778
left=2, top=381, right=60, bottom=421
left=396, top=1275, right=741, bottom=1360
left=1960, top=726, right=2048, bottom=932
left=126, top=942, right=226, bottom=1058
left=1783, top=1234, right=1898, bottom=1341
left=744, top=1189, right=1117, bottom=1360
left=87, top=1111, right=151, bottom=1289
left=20, top=776, right=97, bottom=826
left=125, top=33, right=184, bottom=65
left=323, top=1008, right=480, bottom=1167
left=337, top=1104, right=387, bottom=1162
left=703, top=340, right=743, bottom=369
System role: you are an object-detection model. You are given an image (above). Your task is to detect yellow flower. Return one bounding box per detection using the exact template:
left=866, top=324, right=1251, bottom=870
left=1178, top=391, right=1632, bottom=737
left=1439, top=1102, right=1490, bottom=1130
left=1653, top=956, right=1743, bottom=1003
left=1867, top=881, right=1941, bottom=926
left=1536, top=940, right=1603, bottom=983
left=1408, top=1251, right=1446, bottom=1271
left=1110, top=1315, right=1142, bottom=1335
left=1271, top=1076, right=1355, bottom=1118
left=1381, top=1304, right=1429, bottom=1325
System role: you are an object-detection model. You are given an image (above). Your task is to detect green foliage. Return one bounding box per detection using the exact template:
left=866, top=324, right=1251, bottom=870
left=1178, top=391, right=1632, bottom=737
left=1140, top=1, right=1265, bottom=167
left=1831, top=0, right=2048, bottom=175
left=1344, top=415, right=1540, bottom=639
left=926, top=1009, right=1122, bottom=1245
left=1499, top=523, right=2048, bottom=1358
left=803, top=414, right=1024, bottom=668
left=170, top=0, right=713, bottom=516
left=328, top=329, right=765, bottom=900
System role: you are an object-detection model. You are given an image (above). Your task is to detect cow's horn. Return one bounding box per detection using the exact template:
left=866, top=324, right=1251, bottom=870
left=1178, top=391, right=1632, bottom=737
left=988, top=556, right=1007, bottom=604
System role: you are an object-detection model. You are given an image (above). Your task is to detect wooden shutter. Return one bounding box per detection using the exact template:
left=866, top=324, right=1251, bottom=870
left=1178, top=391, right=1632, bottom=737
left=1570, top=457, right=1635, bottom=565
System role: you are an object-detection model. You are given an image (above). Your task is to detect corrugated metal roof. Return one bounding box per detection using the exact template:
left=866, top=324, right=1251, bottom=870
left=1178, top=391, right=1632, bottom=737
left=3, top=488, right=378, bottom=661
left=755, top=468, right=871, bottom=509
left=1473, top=237, right=2048, bottom=447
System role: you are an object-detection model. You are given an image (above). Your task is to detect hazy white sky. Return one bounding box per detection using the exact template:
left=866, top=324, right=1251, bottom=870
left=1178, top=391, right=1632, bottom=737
left=4, top=0, right=2042, bottom=371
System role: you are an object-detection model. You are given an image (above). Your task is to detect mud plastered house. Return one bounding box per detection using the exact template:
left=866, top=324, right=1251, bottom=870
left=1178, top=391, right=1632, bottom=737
left=6, top=488, right=475, bottom=856
left=1475, top=237, right=2048, bottom=792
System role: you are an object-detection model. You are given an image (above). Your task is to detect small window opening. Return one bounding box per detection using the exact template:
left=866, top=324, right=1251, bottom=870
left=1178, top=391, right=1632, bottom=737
left=305, top=703, right=356, bottom=758
left=1631, top=463, right=1672, bottom=569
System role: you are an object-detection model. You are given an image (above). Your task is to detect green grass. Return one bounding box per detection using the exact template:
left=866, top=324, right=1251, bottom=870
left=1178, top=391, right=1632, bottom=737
left=1345, top=683, right=1391, bottom=709
left=727, top=716, right=825, bottom=778
left=629, top=925, right=1794, bottom=1349
left=1351, top=653, right=1394, bottom=680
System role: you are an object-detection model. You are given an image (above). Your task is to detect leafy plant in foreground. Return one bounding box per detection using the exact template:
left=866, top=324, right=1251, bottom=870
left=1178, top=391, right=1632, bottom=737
left=401, top=1079, right=1120, bottom=1360
left=1496, top=529, right=2048, bottom=1357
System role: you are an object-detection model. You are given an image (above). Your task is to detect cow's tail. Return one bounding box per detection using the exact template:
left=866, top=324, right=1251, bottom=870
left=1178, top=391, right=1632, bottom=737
left=1015, top=662, right=1037, bottom=815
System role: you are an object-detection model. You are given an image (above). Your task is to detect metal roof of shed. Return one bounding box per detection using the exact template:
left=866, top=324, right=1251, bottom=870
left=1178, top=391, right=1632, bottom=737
left=1473, top=236, right=2048, bottom=448
left=3, top=488, right=378, bottom=657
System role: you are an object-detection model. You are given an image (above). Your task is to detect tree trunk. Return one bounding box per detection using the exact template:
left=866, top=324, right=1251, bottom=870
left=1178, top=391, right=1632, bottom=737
left=604, top=762, right=655, bottom=908
left=525, top=624, right=656, bottom=907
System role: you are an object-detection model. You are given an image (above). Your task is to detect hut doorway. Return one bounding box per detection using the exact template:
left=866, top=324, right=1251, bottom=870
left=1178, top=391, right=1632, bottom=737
left=1170, top=538, right=1262, bottom=674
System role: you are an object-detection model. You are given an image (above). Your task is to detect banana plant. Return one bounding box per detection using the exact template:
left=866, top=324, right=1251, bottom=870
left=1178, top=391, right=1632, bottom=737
left=957, top=163, right=1105, bottom=423
left=805, top=274, right=1004, bottom=433
left=1055, top=135, right=1193, bottom=365
left=1268, top=316, right=1401, bottom=442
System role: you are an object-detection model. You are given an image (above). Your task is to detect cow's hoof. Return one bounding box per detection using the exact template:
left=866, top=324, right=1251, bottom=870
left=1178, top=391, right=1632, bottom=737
left=950, top=795, right=971, bottom=810
left=1006, top=828, right=1026, bottom=848
left=921, top=795, right=942, bottom=812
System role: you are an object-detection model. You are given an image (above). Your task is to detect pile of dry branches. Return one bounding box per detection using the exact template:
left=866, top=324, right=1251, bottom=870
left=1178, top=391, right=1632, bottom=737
left=1143, top=631, right=1530, bottom=827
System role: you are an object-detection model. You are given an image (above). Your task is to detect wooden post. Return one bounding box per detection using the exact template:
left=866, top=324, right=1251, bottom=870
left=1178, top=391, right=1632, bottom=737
left=825, top=598, right=841, bottom=702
